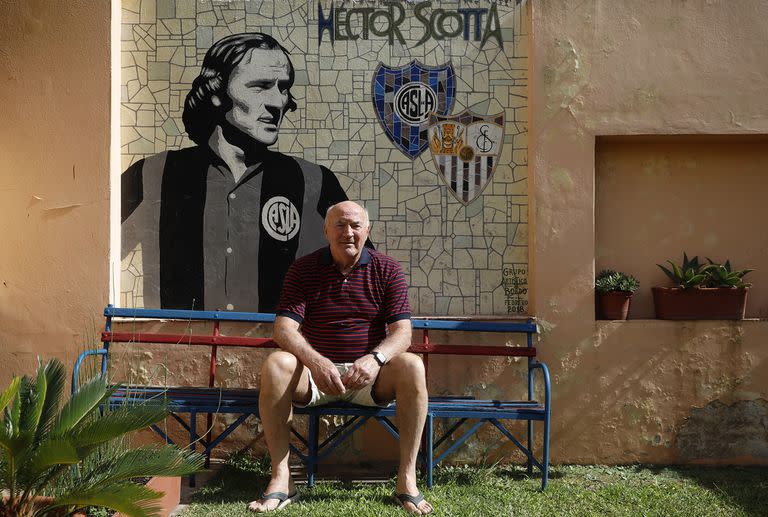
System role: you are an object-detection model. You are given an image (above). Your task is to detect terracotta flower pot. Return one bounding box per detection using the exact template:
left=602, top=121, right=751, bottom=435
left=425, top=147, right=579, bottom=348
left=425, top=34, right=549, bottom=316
left=113, top=476, right=181, bottom=517
left=597, top=291, right=633, bottom=320
left=651, top=286, right=748, bottom=320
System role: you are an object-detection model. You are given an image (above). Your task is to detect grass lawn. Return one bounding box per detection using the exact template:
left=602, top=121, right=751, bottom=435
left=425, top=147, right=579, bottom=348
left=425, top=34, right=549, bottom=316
left=181, top=455, right=768, bottom=516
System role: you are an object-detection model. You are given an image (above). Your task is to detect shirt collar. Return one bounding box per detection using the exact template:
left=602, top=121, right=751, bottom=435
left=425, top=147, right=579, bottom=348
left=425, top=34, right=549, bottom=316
left=321, top=246, right=371, bottom=267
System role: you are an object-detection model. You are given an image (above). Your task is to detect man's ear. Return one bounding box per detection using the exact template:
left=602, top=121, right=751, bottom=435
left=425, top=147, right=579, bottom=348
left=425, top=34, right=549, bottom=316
left=211, top=95, right=222, bottom=107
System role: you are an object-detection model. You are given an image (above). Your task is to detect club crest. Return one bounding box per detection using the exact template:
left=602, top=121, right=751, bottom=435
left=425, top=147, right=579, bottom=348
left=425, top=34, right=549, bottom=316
left=372, top=60, right=456, bottom=160
left=428, top=111, right=505, bottom=205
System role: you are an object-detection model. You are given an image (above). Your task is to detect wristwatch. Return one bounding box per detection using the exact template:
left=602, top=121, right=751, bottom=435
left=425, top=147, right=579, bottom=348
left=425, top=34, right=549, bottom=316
left=371, top=351, right=388, bottom=366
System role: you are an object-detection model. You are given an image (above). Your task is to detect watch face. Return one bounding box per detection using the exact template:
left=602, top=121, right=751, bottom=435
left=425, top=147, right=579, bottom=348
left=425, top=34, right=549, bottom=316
left=374, top=352, right=386, bottom=365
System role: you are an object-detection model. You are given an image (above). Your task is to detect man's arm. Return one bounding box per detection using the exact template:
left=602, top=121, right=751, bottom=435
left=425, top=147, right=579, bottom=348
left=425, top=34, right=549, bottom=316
left=340, top=318, right=412, bottom=391
left=273, top=315, right=347, bottom=395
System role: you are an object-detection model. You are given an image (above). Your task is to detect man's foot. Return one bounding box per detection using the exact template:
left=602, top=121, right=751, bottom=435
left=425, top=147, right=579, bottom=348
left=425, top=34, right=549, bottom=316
left=392, top=492, right=433, bottom=515
left=247, top=479, right=298, bottom=513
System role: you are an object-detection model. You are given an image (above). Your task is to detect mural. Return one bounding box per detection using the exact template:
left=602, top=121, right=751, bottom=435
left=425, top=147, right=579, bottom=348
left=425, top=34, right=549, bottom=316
left=120, top=0, right=529, bottom=316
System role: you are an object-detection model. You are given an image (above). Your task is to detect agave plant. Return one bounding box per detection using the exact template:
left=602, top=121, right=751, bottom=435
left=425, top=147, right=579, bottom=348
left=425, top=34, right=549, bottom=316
left=657, top=253, right=712, bottom=289
left=0, top=358, right=204, bottom=517
left=703, top=258, right=754, bottom=288
left=595, top=269, right=640, bottom=293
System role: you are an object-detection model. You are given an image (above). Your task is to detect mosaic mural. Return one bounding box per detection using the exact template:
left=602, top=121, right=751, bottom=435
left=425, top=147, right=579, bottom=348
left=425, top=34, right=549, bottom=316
left=120, top=0, right=529, bottom=316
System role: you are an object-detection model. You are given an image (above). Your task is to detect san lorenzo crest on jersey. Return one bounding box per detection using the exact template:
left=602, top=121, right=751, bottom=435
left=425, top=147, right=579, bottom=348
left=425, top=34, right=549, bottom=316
left=372, top=60, right=456, bottom=160
left=428, top=111, right=505, bottom=205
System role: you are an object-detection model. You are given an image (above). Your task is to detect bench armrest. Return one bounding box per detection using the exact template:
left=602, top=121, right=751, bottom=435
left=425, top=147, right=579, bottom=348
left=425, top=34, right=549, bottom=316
left=528, top=361, right=551, bottom=409
left=71, top=348, right=108, bottom=394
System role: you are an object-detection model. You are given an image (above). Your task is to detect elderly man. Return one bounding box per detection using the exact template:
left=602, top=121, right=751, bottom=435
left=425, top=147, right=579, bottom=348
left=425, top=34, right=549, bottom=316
left=248, top=201, right=433, bottom=515
left=122, top=32, right=349, bottom=311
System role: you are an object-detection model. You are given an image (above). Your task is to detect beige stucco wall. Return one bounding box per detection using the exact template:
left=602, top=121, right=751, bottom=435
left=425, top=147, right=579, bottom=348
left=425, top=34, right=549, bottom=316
left=1, top=0, right=767, bottom=466
left=0, top=0, right=111, bottom=374
left=531, top=0, right=768, bottom=463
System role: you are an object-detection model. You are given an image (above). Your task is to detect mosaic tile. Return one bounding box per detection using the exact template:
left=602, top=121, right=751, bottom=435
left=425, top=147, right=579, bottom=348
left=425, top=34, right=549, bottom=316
left=121, top=0, right=529, bottom=315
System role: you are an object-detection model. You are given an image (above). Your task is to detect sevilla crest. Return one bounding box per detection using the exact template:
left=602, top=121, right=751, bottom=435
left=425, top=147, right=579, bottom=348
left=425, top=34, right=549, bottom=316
left=428, top=111, right=505, bottom=205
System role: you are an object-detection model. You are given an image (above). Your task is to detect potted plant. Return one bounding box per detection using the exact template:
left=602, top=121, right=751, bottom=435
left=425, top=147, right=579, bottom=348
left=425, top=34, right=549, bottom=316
left=652, top=253, right=753, bottom=320
left=595, top=269, right=640, bottom=320
left=0, top=358, right=204, bottom=517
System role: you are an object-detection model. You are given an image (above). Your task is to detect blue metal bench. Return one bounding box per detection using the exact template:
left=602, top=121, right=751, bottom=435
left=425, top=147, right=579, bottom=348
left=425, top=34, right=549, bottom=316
left=72, top=305, right=551, bottom=489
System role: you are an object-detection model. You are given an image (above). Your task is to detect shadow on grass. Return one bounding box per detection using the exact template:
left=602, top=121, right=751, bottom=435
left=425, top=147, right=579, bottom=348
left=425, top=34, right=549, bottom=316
left=431, top=462, right=565, bottom=487
left=645, top=465, right=768, bottom=517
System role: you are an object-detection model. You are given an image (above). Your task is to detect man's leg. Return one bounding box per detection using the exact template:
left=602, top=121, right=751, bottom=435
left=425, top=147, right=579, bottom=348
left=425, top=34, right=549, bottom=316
left=373, top=352, right=433, bottom=515
left=248, top=351, right=312, bottom=512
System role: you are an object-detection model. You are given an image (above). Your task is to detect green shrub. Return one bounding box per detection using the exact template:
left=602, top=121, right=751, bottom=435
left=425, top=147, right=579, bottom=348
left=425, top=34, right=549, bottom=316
left=0, top=358, right=204, bottom=517
left=595, top=269, right=640, bottom=293
left=657, top=253, right=754, bottom=289
left=703, top=258, right=753, bottom=288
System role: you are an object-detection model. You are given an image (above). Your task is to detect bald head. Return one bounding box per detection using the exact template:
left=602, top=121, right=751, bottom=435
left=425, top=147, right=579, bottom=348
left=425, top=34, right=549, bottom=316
left=324, top=201, right=370, bottom=229
left=324, top=201, right=371, bottom=270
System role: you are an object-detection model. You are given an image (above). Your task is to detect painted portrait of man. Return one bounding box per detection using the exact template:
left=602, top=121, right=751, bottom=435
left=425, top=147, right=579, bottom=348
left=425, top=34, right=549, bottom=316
left=121, top=33, right=351, bottom=312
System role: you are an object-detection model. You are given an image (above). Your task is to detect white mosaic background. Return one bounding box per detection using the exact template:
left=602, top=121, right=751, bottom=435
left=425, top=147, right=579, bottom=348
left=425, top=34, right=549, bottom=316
left=120, top=0, right=529, bottom=316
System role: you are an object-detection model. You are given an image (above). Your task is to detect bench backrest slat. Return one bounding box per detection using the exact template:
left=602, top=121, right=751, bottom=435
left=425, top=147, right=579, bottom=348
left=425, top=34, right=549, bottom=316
left=104, top=307, right=537, bottom=333
left=103, top=332, right=277, bottom=348
left=103, top=331, right=534, bottom=357
left=102, top=306, right=539, bottom=359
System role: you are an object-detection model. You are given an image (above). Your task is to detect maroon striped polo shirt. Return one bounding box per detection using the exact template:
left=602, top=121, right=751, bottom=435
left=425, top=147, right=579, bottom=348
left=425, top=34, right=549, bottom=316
left=277, top=246, right=411, bottom=363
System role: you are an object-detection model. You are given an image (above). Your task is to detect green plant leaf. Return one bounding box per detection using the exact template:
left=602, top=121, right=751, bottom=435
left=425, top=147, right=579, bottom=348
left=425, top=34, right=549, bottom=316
left=71, top=404, right=168, bottom=450
left=0, top=430, right=34, bottom=458
left=35, top=359, right=66, bottom=444
left=51, top=375, right=113, bottom=436
left=39, top=482, right=163, bottom=517
left=21, top=363, right=48, bottom=440
left=670, top=261, right=682, bottom=282
left=84, top=445, right=204, bottom=490
left=10, top=380, right=24, bottom=435
left=25, top=438, right=81, bottom=479
left=657, top=264, right=676, bottom=283
left=0, top=376, right=21, bottom=415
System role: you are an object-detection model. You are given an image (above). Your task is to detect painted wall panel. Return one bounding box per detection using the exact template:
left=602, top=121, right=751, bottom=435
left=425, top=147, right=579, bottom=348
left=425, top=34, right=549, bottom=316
left=119, top=0, right=530, bottom=316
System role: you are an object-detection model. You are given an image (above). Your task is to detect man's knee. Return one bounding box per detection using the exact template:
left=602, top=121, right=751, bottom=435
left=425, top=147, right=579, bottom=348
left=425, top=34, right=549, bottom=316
left=261, top=350, right=301, bottom=382
left=388, top=352, right=426, bottom=384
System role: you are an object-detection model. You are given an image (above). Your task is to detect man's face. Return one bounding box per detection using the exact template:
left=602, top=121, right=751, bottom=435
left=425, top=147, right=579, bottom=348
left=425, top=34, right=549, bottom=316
left=223, top=48, right=291, bottom=146
left=324, top=202, right=370, bottom=264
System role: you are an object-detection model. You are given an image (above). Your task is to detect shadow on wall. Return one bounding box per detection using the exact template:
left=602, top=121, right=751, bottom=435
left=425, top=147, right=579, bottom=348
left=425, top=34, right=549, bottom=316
left=676, top=398, right=768, bottom=463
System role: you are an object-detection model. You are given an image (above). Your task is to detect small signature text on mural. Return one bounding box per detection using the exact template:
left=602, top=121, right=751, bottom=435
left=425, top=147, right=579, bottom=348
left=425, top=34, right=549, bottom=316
left=318, top=1, right=507, bottom=47
left=502, top=265, right=528, bottom=314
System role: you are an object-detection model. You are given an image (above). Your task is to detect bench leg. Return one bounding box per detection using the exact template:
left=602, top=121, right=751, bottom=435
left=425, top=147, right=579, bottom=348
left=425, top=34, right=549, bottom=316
left=306, top=413, right=319, bottom=489
left=527, top=420, right=533, bottom=475
left=541, top=409, right=551, bottom=490
left=425, top=414, right=434, bottom=489
left=189, top=410, right=198, bottom=488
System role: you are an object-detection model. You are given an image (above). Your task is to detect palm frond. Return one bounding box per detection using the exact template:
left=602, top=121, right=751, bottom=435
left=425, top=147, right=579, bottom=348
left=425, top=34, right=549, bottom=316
left=39, top=482, right=163, bottom=517
left=84, top=445, right=203, bottom=489
left=0, top=376, right=21, bottom=414
left=20, top=364, right=48, bottom=438
left=0, top=430, right=34, bottom=459
left=10, top=380, right=24, bottom=433
left=35, top=360, right=66, bottom=443
left=51, top=375, right=113, bottom=436
left=24, top=438, right=81, bottom=480
left=71, top=403, right=168, bottom=450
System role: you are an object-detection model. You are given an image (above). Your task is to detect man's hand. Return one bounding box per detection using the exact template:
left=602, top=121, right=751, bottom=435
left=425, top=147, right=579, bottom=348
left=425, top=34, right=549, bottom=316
left=308, top=356, right=346, bottom=396
left=341, top=354, right=381, bottom=390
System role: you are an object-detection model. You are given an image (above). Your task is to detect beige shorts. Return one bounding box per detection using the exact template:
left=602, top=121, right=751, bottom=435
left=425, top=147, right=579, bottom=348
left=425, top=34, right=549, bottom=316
left=294, top=363, right=393, bottom=408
